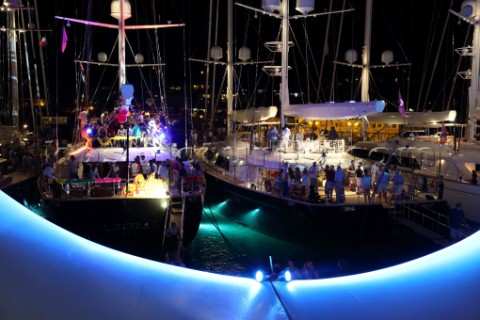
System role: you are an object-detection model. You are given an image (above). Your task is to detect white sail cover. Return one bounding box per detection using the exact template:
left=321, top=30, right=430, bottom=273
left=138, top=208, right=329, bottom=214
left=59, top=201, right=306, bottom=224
left=284, top=101, right=385, bottom=120
left=1, top=190, right=480, bottom=319
left=232, top=106, right=278, bottom=123
left=368, top=110, right=457, bottom=127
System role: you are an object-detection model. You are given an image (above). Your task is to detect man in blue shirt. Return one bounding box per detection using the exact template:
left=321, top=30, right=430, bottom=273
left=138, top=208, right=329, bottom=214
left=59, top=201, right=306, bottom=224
left=449, top=203, right=467, bottom=242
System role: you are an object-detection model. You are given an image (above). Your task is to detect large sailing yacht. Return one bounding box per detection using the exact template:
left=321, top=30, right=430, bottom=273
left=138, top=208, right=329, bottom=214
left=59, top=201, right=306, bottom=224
left=192, top=0, right=427, bottom=248
left=349, top=0, right=480, bottom=225
left=37, top=0, right=204, bottom=258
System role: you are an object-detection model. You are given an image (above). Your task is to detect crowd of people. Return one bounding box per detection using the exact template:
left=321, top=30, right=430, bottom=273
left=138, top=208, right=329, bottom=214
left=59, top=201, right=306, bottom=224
left=41, top=154, right=204, bottom=198
left=263, top=159, right=410, bottom=204
left=79, top=108, right=172, bottom=148
left=0, top=142, right=45, bottom=188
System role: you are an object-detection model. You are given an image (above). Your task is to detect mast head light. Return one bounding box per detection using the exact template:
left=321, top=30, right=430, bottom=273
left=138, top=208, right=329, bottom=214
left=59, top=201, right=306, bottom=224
left=238, top=47, right=251, bottom=62
left=461, top=1, right=475, bottom=18
left=110, top=0, right=132, bottom=20
left=3, top=0, right=23, bottom=8
left=295, top=0, right=315, bottom=15
left=381, top=50, right=394, bottom=65
left=97, top=52, right=108, bottom=63
left=262, top=0, right=280, bottom=13
left=134, top=53, right=144, bottom=64
left=345, top=49, right=358, bottom=64
left=210, top=46, right=223, bottom=61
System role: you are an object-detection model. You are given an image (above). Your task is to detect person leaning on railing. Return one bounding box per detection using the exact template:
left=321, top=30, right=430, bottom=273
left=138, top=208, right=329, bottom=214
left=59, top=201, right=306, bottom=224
left=42, top=162, right=57, bottom=196
left=116, top=124, right=127, bottom=147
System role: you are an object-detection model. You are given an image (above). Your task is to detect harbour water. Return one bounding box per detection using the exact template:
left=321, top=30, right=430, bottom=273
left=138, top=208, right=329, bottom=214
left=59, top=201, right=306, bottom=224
left=5, top=178, right=442, bottom=279
left=184, top=198, right=442, bottom=278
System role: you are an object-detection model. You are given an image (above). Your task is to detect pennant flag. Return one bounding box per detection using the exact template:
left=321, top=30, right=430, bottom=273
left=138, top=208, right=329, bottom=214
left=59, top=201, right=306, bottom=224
left=440, top=121, right=447, bottom=145
left=398, top=89, right=406, bottom=117
left=79, top=63, right=85, bottom=83
left=61, top=25, right=68, bottom=53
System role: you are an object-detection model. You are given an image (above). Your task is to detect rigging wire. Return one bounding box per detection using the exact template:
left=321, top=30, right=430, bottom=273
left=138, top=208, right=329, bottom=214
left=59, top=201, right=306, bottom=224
left=204, top=0, right=214, bottom=123
left=446, top=24, right=472, bottom=120
left=421, top=1, right=455, bottom=111
left=209, top=0, right=221, bottom=128
left=329, top=0, right=347, bottom=102
left=317, top=0, right=335, bottom=102
left=416, top=0, right=441, bottom=111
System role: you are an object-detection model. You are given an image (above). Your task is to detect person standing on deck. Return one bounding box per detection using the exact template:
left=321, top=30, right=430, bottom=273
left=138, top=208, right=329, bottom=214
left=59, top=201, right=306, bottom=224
left=334, top=165, right=346, bottom=203
left=301, top=167, right=310, bottom=187
left=355, top=162, right=364, bottom=194
left=438, top=177, right=444, bottom=200
left=177, top=162, right=187, bottom=190
left=293, top=167, right=302, bottom=184
left=89, top=163, right=100, bottom=179
left=308, top=162, right=319, bottom=190
left=472, top=170, right=477, bottom=185
left=377, top=167, right=390, bottom=203
left=371, top=162, right=380, bottom=188
left=281, top=126, right=291, bottom=151
left=149, top=159, right=157, bottom=178
left=324, top=165, right=335, bottom=202
left=170, top=158, right=181, bottom=189
left=116, top=124, right=127, bottom=147
left=328, top=126, right=339, bottom=140
left=66, top=156, right=79, bottom=179
left=347, top=160, right=356, bottom=192
left=449, top=203, right=467, bottom=242
left=268, top=126, right=278, bottom=152
left=361, top=169, right=373, bottom=203
left=140, top=154, right=149, bottom=178
left=109, top=162, right=120, bottom=178
left=132, top=121, right=142, bottom=147
left=392, top=168, right=405, bottom=198
left=130, top=156, right=141, bottom=178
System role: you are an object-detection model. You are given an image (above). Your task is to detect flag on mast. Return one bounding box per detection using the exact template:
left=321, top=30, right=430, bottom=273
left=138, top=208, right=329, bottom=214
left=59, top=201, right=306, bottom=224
left=61, top=25, right=68, bottom=53
left=398, top=89, right=406, bottom=118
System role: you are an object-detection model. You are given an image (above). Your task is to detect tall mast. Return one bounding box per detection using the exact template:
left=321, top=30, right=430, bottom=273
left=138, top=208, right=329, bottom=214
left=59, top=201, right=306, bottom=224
left=467, top=0, right=480, bottom=142
left=226, top=0, right=234, bottom=135
left=452, top=0, right=480, bottom=142
left=360, top=0, right=373, bottom=141
left=280, top=0, right=289, bottom=128
left=361, top=0, right=372, bottom=103
left=118, top=0, right=127, bottom=89
left=5, top=1, right=20, bottom=130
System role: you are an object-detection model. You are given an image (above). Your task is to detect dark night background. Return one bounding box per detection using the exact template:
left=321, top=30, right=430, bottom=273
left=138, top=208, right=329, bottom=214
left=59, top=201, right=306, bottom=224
left=13, top=1, right=473, bottom=132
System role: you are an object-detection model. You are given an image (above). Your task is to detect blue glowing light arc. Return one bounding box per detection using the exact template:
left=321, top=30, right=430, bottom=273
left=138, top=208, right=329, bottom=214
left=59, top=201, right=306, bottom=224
left=1, top=191, right=480, bottom=319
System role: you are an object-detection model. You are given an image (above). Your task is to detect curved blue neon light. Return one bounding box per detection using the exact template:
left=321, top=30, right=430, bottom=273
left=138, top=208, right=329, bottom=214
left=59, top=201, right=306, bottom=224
left=0, top=191, right=479, bottom=319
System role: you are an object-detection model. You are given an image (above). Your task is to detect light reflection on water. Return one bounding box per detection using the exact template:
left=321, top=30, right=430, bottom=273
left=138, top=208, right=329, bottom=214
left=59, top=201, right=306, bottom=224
left=185, top=203, right=443, bottom=278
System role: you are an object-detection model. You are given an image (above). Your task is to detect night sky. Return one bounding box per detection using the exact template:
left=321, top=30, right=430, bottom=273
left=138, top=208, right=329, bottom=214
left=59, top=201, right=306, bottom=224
left=32, top=0, right=469, bottom=120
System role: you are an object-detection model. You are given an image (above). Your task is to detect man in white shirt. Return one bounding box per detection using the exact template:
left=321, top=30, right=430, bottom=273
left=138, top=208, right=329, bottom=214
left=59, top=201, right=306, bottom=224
left=308, top=162, right=319, bottom=189
left=116, top=124, right=127, bottom=147
left=281, top=126, right=291, bottom=151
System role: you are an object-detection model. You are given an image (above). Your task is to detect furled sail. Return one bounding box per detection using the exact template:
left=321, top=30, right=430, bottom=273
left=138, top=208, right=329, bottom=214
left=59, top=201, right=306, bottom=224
left=283, top=101, right=385, bottom=120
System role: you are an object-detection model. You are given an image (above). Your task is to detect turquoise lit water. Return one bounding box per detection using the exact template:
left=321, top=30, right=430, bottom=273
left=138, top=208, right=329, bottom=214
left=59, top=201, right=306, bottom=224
left=184, top=199, right=443, bottom=278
